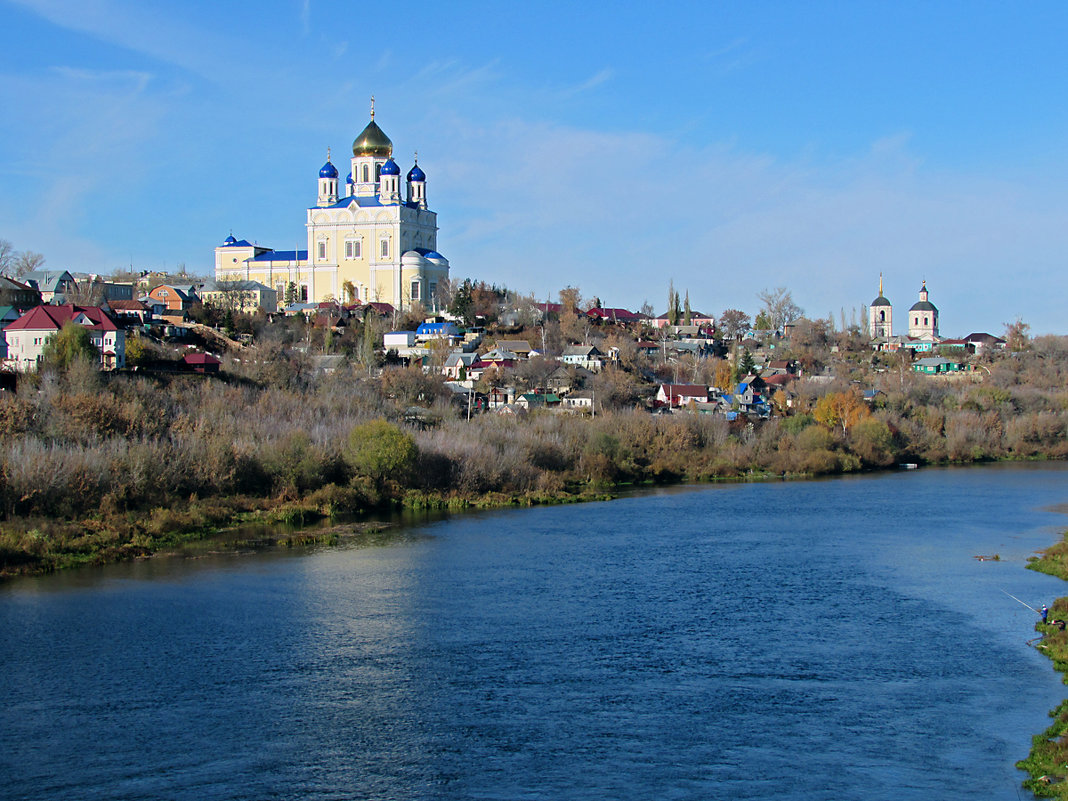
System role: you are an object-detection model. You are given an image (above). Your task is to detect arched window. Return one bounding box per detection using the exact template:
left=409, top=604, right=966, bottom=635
left=879, top=311, right=885, bottom=322
left=362, top=165, right=369, bottom=183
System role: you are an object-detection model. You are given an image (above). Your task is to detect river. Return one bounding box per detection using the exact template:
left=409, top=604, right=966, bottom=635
left=2, top=463, right=1067, bottom=800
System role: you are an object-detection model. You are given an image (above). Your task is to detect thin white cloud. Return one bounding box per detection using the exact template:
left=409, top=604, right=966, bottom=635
left=6, top=0, right=250, bottom=82
left=559, top=68, right=613, bottom=98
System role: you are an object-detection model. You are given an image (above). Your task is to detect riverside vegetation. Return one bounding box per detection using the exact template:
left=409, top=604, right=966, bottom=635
left=1018, top=532, right=1068, bottom=798
left=0, top=323, right=1066, bottom=578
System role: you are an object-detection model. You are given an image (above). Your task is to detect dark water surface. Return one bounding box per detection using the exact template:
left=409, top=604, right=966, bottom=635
left=2, top=464, right=1068, bottom=800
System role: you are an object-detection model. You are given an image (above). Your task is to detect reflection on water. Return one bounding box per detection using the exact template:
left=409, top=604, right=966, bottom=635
left=1, top=463, right=1067, bottom=800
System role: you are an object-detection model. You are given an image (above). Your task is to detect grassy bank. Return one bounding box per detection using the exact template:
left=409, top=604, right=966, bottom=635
left=0, top=481, right=630, bottom=579
left=1017, top=531, right=1068, bottom=798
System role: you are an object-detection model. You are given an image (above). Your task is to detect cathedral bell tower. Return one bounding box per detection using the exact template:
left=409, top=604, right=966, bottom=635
left=317, top=150, right=338, bottom=207
left=869, top=273, right=893, bottom=339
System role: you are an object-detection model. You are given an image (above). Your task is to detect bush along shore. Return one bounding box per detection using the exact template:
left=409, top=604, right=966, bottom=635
left=1, top=334, right=1067, bottom=579
left=1018, top=533, right=1068, bottom=798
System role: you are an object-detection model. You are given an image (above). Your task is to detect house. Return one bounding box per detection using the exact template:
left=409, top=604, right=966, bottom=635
left=442, top=351, right=478, bottom=380
left=4, top=304, right=125, bottom=371
left=0, top=275, right=42, bottom=310
left=0, top=306, right=24, bottom=359
left=912, top=357, right=963, bottom=374
left=560, top=389, right=595, bottom=411
left=182, top=351, right=222, bottom=374
left=515, top=392, right=561, bottom=410
left=22, top=270, right=76, bottom=304
left=105, top=299, right=152, bottom=325
left=656, top=384, right=709, bottom=407
left=585, top=307, right=642, bottom=325
left=964, top=332, right=1006, bottom=353
left=648, top=311, right=715, bottom=330
left=383, top=331, right=416, bottom=349
left=200, top=280, right=278, bottom=313
left=416, top=321, right=460, bottom=342
left=495, top=339, right=533, bottom=359
left=147, top=284, right=199, bottom=311
left=561, top=344, right=605, bottom=372
left=547, top=364, right=594, bottom=393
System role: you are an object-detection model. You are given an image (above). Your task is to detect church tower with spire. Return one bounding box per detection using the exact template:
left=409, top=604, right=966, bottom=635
left=869, top=274, right=892, bottom=339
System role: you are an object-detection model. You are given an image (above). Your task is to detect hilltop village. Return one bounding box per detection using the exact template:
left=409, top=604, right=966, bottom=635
left=0, top=110, right=1065, bottom=577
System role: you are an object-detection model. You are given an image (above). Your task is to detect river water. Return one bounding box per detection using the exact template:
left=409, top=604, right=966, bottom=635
left=2, top=464, right=1068, bottom=800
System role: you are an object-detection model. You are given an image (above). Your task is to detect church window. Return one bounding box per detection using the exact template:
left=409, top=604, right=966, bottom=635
left=375, top=164, right=382, bottom=183
left=410, top=280, right=420, bottom=301
left=317, top=241, right=326, bottom=260
left=345, top=240, right=356, bottom=259
left=300, top=285, right=308, bottom=302
left=362, top=165, right=369, bottom=183
left=924, top=317, right=929, bottom=326
left=380, top=238, right=389, bottom=258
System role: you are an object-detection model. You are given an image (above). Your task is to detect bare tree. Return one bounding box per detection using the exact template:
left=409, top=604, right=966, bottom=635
left=13, top=251, right=45, bottom=278
left=0, top=239, right=14, bottom=275
left=757, top=287, right=803, bottom=332
left=718, top=308, right=751, bottom=341
left=210, top=278, right=255, bottom=313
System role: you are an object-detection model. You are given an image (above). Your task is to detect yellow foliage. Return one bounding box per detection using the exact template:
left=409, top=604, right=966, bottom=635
left=813, top=390, right=870, bottom=434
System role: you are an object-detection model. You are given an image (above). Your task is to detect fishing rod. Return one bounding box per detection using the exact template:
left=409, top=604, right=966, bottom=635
left=1001, top=588, right=1039, bottom=613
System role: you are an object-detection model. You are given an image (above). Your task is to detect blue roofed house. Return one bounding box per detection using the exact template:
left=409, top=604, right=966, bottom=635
left=415, top=321, right=460, bottom=343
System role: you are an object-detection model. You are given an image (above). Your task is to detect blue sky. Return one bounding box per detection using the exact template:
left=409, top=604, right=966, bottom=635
left=1, top=1, right=1067, bottom=334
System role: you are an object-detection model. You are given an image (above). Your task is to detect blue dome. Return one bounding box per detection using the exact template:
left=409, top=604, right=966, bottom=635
left=319, top=161, right=338, bottom=179
left=407, top=163, right=426, bottom=182
left=380, top=158, right=400, bottom=176
left=423, top=250, right=445, bottom=261
left=223, top=235, right=237, bottom=246
left=346, top=172, right=353, bottom=184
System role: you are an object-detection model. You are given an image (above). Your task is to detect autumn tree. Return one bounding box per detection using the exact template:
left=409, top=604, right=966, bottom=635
left=683, top=290, right=692, bottom=325
left=559, top=285, right=582, bottom=314
left=718, top=308, right=750, bottom=341
left=1004, top=318, right=1031, bottom=352
left=756, top=287, right=802, bottom=332
left=813, top=389, right=870, bottom=435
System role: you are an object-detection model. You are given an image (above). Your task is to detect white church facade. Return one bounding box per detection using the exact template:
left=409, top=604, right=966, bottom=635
left=214, top=104, right=449, bottom=310
left=868, top=277, right=940, bottom=347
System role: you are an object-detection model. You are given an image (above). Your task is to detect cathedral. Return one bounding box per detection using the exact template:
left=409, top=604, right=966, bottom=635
left=214, top=103, right=449, bottom=310
left=868, top=277, right=939, bottom=341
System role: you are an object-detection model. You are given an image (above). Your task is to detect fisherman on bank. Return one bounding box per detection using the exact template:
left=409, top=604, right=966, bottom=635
left=1043, top=605, right=1050, bottom=624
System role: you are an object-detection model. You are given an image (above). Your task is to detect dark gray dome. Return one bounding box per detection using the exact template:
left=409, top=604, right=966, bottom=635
left=871, top=295, right=891, bottom=307
left=910, top=300, right=937, bottom=312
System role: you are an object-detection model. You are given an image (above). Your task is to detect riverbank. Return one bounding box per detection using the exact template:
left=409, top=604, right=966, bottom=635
left=1017, top=530, right=1068, bottom=798
left=0, top=483, right=625, bottom=579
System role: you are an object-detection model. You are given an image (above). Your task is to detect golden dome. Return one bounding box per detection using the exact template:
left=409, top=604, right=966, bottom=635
left=352, top=119, right=392, bottom=158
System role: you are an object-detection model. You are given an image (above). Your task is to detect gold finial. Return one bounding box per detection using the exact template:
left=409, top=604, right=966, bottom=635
left=326, top=146, right=331, bottom=162
left=370, top=95, right=375, bottom=119
left=414, top=150, right=418, bottom=164
left=878, top=273, right=883, bottom=296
